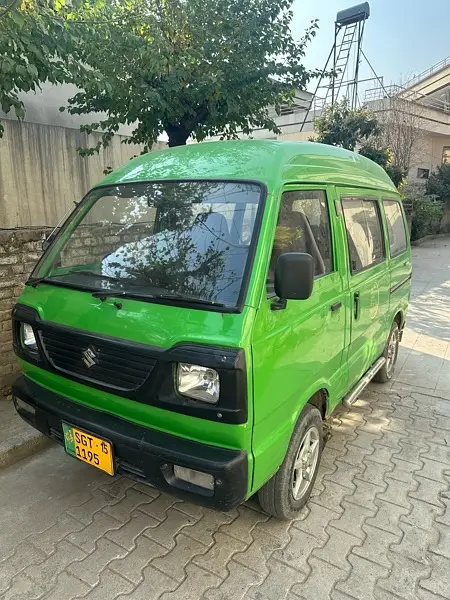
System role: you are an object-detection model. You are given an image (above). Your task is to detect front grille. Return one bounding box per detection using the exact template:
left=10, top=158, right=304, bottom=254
left=40, top=328, right=156, bottom=391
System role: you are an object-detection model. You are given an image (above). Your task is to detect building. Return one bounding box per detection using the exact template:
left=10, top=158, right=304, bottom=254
left=364, top=57, right=450, bottom=182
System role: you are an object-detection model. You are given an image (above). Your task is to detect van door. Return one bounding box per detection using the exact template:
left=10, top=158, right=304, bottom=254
left=382, top=198, right=412, bottom=310
left=340, top=192, right=391, bottom=387
left=251, top=187, right=348, bottom=491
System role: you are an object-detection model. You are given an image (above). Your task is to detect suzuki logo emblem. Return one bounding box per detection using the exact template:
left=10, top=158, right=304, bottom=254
left=82, top=346, right=98, bottom=368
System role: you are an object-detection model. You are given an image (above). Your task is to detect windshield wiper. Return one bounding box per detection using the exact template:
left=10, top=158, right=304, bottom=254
left=27, top=270, right=128, bottom=288
left=26, top=276, right=68, bottom=288
left=155, top=293, right=226, bottom=307
left=91, top=289, right=225, bottom=307
left=27, top=276, right=226, bottom=308
left=91, top=290, right=153, bottom=301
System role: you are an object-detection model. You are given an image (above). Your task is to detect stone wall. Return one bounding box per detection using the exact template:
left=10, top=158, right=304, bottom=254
left=0, top=228, right=50, bottom=392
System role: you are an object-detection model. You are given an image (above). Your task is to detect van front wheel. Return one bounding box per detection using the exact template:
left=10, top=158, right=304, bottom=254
left=258, top=404, right=323, bottom=520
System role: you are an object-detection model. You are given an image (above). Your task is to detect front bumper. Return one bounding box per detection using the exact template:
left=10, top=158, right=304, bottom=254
left=12, top=376, right=248, bottom=511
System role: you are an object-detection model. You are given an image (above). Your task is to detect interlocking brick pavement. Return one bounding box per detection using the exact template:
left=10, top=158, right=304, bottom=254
left=1, top=242, right=449, bottom=600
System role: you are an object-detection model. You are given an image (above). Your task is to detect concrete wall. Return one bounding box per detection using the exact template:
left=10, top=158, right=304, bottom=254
left=0, top=82, right=137, bottom=136
left=0, top=119, right=166, bottom=229
left=408, top=133, right=450, bottom=181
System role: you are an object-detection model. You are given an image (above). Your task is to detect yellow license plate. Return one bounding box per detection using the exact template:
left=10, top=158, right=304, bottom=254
left=62, top=423, right=114, bottom=476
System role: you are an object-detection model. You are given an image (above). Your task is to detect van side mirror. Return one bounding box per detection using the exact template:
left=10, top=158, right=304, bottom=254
left=273, top=252, right=314, bottom=309
left=42, top=228, right=59, bottom=251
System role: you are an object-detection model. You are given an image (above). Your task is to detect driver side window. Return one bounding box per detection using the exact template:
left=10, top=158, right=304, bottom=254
left=267, top=190, right=333, bottom=295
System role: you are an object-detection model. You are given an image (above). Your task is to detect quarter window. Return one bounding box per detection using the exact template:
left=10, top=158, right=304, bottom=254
left=267, top=190, right=333, bottom=293
left=383, top=200, right=407, bottom=256
left=341, top=198, right=385, bottom=274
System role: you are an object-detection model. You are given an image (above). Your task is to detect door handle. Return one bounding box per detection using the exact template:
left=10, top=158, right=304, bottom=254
left=330, top=301, right=342, bottom=312
left=354, top=292, right=360, bottom=320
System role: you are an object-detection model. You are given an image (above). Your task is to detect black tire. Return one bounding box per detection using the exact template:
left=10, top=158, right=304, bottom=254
left=373, top=321, right=400, bottom=383
left=258, top=403, right=323, bottom=520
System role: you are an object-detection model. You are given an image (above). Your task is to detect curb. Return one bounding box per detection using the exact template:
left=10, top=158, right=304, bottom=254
left=0, top=431, right=53, bottom=471
left=411, top=233, right=450, bottom=246
left=0, top=400, right=53, bottom=471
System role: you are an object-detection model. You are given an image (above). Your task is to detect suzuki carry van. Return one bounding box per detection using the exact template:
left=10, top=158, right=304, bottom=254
left=12, top=141, right=411, bottom=519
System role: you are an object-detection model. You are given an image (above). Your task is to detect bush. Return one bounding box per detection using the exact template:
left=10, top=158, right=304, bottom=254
left=410, top=197, right=443, bottom=241
left=426, top=164, right=450, bottom=201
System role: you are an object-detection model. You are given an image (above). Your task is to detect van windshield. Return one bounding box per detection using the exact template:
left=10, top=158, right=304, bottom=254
left=32, top=181, right=263, bottom=308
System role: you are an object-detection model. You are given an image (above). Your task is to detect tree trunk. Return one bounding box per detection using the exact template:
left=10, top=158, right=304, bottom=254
left=166, top=124, right=190, bottom=147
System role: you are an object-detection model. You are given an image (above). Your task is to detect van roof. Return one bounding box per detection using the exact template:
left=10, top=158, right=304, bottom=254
left=97, top=139, right=398, bottom=194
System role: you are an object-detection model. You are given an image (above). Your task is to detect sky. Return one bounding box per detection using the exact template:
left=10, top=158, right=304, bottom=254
left=290, top=0, right=449, bottom=96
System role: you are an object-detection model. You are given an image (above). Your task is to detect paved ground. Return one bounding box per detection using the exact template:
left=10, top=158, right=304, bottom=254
left=1, top=238, right=449, bottom=600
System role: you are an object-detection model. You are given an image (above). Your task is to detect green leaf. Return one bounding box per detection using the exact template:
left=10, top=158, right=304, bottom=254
left=1, top=59, right=13, bottom=74
left=15, top=64, right=28, bottom=78
left=10, top=10, right=25, bottom=28
left=14, top=104, right=25, bottom=119
left=26, top=64, right=39, bottom=79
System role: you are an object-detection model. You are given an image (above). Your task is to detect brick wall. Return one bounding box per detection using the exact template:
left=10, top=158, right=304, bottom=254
left=0, top=223, right=154, bottom=394
left=0, top=228, right=50, bottom=393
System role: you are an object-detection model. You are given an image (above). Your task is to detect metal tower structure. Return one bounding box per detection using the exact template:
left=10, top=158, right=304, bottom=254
left=300, top=2, right=371, bottom=132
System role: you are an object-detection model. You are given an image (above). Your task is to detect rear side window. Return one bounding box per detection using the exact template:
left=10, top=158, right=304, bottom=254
left=267, top=190, right=333, bottom=293
left=383, top=200, right=407, bottom=256
left=341, top=198, right=385, bottom=274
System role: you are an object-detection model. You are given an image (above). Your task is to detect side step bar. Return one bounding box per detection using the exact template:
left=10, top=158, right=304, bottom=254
left=343, top=357, right=386, bottom=408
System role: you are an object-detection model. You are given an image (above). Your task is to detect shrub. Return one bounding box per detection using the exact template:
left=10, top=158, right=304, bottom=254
left=410, top=197, right=443, bottom=241
left=426, top=164, right=450, bottom=202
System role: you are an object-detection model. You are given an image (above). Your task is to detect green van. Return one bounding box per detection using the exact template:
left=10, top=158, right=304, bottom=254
left=12, top=140, right=411, bottom=519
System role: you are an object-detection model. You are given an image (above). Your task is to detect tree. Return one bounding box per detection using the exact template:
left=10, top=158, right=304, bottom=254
left=0, top=0, right=89, bottom=137
left=426, top=163, right=450, bottom=202
left=313, top=98, right=381, bottom=151
left=56, top=0, right=320, bottom=150
left=373, top=94, right=426, bottom=176
left=358, top=144, right=405, bottom=188
left=313, top=98, right=405, bottom=188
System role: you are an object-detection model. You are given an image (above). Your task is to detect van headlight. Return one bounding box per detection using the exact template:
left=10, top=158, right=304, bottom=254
left=20, top=323, right=38, bottom=352
left=177, top=363, right=220, bottom=404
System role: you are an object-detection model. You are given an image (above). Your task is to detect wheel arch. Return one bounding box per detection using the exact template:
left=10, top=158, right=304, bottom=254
left=307, top=388, right=329, bottom=420
left=393, top=310, right=404, bottom=329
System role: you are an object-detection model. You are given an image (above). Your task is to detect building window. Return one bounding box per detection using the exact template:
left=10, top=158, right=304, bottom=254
left=417, top=168, right=430, bottom=179
left=341, top=198, right=385, bottom=274
left=443, top=147, right=450, bottom=164
left=267, top=190, right=333, bottom=294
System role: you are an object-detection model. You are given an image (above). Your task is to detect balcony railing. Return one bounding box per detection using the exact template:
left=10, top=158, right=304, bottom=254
left=402, top=56, right=450, bottom=90
left=364, top=85, right=450, bottom=115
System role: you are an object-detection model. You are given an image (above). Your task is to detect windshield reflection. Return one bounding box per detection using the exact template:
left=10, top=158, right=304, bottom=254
left=35, top=181, right=263, bottom=308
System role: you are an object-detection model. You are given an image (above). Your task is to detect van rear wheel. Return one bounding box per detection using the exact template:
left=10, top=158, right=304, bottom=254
left=258, top=404, right=323, bottom=520
left=374, top=321, right=400, bottom=383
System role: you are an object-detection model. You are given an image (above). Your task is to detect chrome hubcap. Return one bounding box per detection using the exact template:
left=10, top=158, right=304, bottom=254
left=386, top=329, right=398, bottom=376
left=292, top=426, right=320, bottom=501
